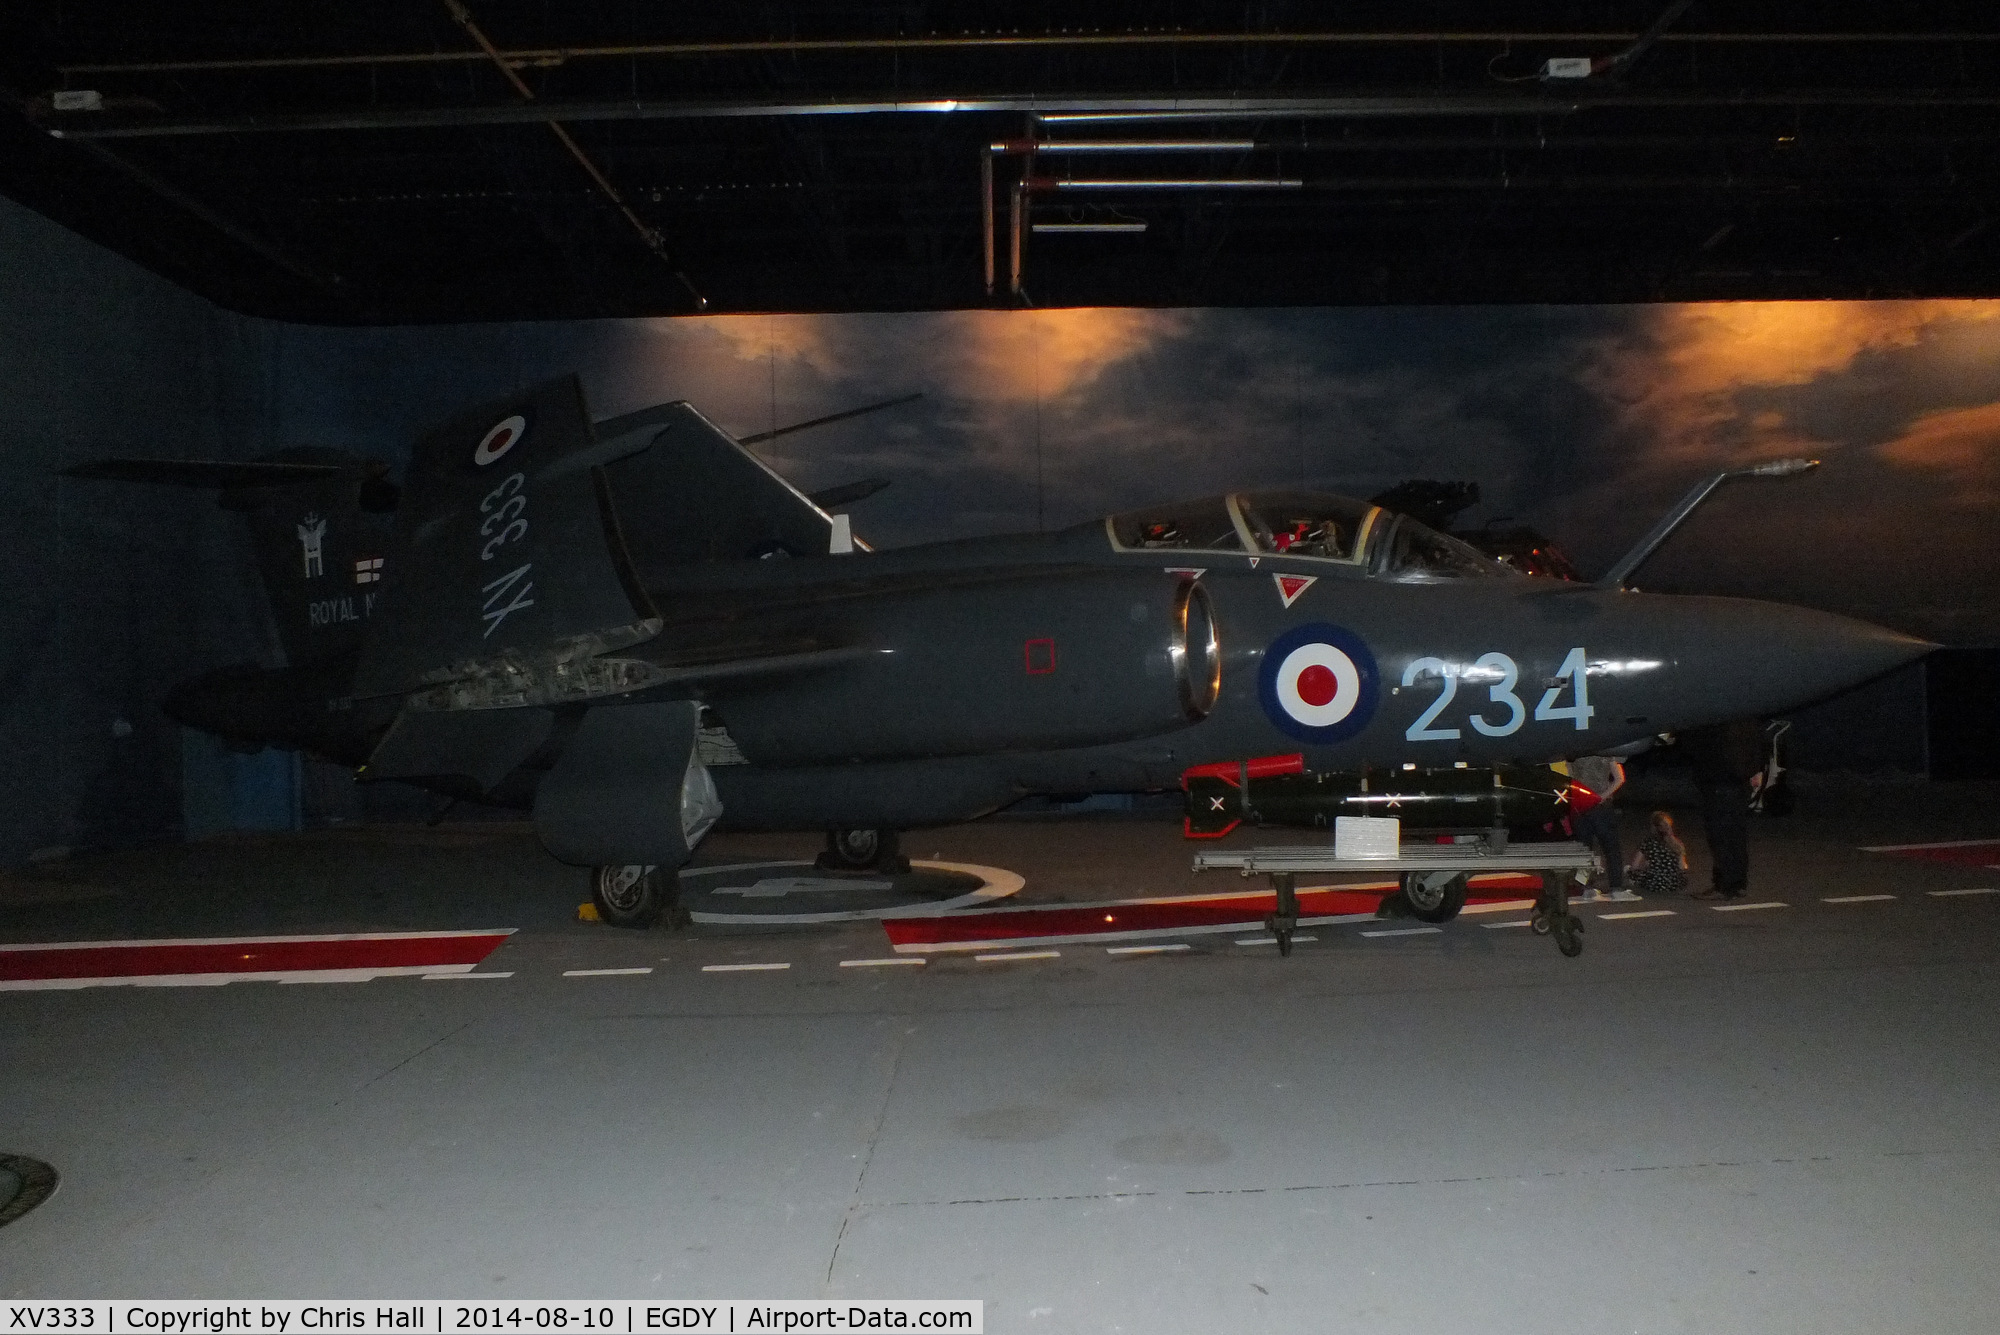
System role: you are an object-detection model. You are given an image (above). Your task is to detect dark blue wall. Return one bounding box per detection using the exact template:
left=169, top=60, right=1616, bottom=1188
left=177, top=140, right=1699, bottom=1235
left=0, top=196, right=274, bottom=863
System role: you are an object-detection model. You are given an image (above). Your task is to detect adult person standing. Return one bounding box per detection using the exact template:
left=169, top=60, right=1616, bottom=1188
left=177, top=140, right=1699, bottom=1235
left=1568, top=751, right=1628, bottom=900
left=1680, top=718, right=1765, bottom=901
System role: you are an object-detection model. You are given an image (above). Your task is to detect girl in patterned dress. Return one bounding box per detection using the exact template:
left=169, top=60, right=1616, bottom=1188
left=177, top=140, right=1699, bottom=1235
left=1626, top=811, right=1689, bottom=895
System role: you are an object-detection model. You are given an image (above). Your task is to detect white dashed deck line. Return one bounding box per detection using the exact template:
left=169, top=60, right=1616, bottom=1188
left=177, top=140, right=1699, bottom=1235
left=1929, top=887, right=1999, bottom=897
left=562, top=967, right=653, bottom=977
left=1860, top=838, right=2000, bottom=851
left=701, top=962, right=792, bottom=973
left=1599, top=909, right=1676, bottom=920
left=1483, top=920, right=1534, bottom=929
left=1360, top=927, right=1442, bottom=938
left=840, top=958, right=925, bottom=968
left=1459, top=900, right=1537, bottom=914
left=1712, top=901, right=1789, bottom=912
left=1824, top=894, right=1898, bottom=903
left=1106, top=944, right=1192, bottom=956
left=974, top=950, right=1061, bottom=962
left=422, top=971, right=514, bottom=980
left=1234, top=935, right=1319, bottom=947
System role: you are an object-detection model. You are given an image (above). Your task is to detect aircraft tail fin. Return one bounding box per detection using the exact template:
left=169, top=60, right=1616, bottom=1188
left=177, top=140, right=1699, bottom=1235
left=61, top=451, right=397, bottom=667
left=351, top=374, right=660, bottom=705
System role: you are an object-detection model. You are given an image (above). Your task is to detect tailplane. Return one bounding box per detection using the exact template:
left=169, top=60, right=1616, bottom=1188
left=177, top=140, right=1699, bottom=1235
left=62, top=450, right=396, bottom=666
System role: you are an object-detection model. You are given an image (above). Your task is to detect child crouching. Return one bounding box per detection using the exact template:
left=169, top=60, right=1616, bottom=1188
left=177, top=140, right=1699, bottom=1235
left=1626, top=811, right=1689, bottom=896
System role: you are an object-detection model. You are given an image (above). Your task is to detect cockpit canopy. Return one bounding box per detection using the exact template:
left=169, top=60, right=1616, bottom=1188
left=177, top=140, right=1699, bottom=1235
left=1107, top=490, right=1510, bottom=581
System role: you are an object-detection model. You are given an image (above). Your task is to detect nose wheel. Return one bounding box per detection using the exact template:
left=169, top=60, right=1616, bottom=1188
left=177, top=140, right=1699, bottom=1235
left=817, top=828, right=911, bottom=874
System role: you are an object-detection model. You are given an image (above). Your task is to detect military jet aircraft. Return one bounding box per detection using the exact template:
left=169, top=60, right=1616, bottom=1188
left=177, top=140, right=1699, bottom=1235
left=71, top=375, right=1930, bottom=926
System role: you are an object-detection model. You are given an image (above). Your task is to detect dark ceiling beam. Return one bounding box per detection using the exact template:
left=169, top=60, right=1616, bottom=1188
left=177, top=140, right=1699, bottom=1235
left=436, top=0, right=705, bottom=309
left=44, top=89, right=2000, bottom=141
left=55, top=29, right=2000, bottom=77
left=0, top=81, right=348, bottom=300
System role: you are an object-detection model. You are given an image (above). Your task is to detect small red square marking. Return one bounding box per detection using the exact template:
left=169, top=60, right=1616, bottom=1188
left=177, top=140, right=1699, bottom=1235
left=1024, top=638, right=1057, bottom=674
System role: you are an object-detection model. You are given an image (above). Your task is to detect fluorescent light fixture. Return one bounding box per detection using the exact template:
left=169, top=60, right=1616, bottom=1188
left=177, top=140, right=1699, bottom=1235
left=1031, top=222, right=1149, bottom=233
left=1032, top=140, right=1257, bottom=152
left=1048, top=178, right=1302, bottom=189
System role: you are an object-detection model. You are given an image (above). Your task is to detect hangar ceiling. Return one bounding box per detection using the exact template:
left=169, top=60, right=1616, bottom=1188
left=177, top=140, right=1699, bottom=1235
left=3, top=2, right=1999, bottom=323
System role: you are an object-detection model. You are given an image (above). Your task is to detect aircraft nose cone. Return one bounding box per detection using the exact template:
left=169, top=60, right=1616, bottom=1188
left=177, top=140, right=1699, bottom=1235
left=1654, top=596, right=1934, bottom=724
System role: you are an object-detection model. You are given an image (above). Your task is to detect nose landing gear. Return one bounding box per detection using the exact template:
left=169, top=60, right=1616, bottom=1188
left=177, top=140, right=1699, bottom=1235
left=816, top=828, right=912, bottom=874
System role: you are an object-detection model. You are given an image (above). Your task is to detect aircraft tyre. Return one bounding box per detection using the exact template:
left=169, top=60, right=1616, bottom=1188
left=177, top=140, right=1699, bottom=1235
left=1402, top=871, right=1469, bottom=924
left=592, top=864, right=676, bottom=929
left=818, top=828, right=909, bottom=874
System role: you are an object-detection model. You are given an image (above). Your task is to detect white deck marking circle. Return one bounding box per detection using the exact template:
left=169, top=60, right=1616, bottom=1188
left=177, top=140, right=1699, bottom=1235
left=563, top=967, right=653, bottom=976
left=422, top=971, right=514, bottom=980
left=473, top=414, right=526, bottom=466
left=1712, top=901, right=1789, bottom=911
left=1107, top=944, right=1192, bottom=956
left=840, top=958, right=926, bottom=967
left=1929, top=887, right=1999, bottom=896
left=1483, top=920, right=1534, bottom=929
left=1235, top=934, right=1319, bottom=946
left=1275, top=641, right=1362, bottom=728
left=1824, top=894, right=1897, bottom=903
left=1360, top=927, right=1442, bottom=937
left=975, top=949, right=1061, bottom=962
left=702, top=962, right=792, bottom=972
left=1600, top=909, right=1676, bottom=920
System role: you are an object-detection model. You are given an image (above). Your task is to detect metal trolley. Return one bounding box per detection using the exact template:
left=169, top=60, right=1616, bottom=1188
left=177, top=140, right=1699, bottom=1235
left=1193, top=838, right=1598, bottom=957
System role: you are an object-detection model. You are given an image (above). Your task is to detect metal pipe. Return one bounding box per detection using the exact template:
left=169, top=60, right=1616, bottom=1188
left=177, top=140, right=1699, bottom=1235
left=438, top=0, right=705, bottom=310
left=59, top=31, right=2000, bottom=77
left=981, top=148, right=995, bottom=295
left=51, top=89, right=2000, bottom=140
left=1008, top=179, right=1024, bottom=298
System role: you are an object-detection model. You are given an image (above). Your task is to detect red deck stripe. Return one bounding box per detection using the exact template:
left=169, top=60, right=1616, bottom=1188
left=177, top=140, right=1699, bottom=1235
left=0, top=933, right=512, bottom=982
left=881, top=873, right=1541, bottom=947
left=1872, top=842, right=2000, bottom=867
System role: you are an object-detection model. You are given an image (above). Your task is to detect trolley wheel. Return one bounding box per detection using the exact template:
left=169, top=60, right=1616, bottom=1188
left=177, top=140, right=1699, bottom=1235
left=1402, top=871, right=1469, bottom=925
left=1553, top=916, right=1584, bottom=958
left=592, top=864, right=666, bottom=929
left=1530, top=909, right=1551, bottom=935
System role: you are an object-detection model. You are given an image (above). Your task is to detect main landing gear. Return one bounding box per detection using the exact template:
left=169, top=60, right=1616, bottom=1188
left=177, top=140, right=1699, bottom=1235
left=816, top=828, right=912, bottom=874
left=591, top=864, right=691, bottom=930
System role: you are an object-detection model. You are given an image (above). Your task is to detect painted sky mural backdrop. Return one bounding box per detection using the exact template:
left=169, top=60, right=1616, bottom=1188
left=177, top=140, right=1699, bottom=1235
left=265, top=299, right=2000, bottom=646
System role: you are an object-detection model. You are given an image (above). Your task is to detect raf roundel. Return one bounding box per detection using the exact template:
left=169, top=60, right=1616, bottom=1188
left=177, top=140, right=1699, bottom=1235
left=1257, top=622, right=1380, bottom=744
left=473, top=414, right=527, bottom=467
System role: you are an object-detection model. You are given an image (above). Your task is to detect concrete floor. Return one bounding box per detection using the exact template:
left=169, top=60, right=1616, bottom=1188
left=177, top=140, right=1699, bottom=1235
left=3, top=778, right=1998, bottom=1332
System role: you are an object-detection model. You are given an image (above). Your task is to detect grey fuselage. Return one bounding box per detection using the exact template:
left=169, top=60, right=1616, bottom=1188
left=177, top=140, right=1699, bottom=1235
left=168, top=496, right=1929, bottom=833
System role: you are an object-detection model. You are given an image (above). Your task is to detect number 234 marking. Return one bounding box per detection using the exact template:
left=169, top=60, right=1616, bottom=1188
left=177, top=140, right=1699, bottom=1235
left=1403, top=647, right=1593, bottom=740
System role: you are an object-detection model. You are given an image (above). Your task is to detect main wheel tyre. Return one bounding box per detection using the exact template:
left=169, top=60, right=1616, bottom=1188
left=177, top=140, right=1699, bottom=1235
left=1403, top=871, right=1469, bottom=924
left=593, top=864, right=667, bottom=929
left=819, top=828, right=904, bottom=872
